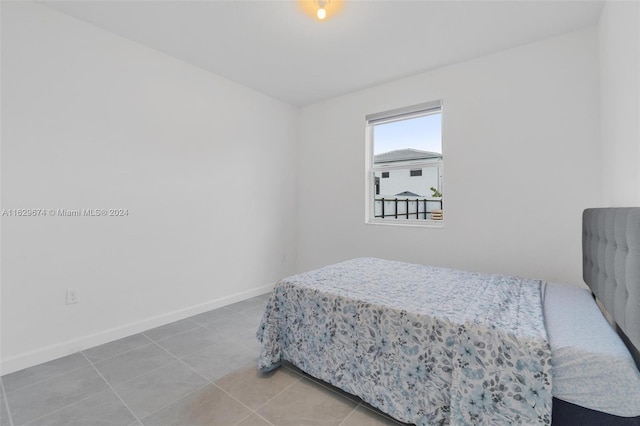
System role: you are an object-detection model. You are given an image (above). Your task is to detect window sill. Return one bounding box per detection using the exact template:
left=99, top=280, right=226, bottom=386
left=365, top=219, right=445, bottom=229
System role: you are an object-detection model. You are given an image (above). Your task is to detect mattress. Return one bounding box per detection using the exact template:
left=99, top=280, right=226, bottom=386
left=543, top=281, right=640, bottom=417
left=258, top=257, right=552, bottom=425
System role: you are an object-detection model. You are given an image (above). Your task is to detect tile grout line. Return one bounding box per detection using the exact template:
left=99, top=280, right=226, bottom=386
left=159, top=332, right=274, bottom=425
left=0, top=379, right=15, bottom=426
left=136, top=382, right=211, bottom=424
left=293, top=377, right=362, bottom=422
left=100, top=306, right=256, bottom=422
left=226, top=297, right=269, bottom=312
left=5, top=329, right=180, bottom=393
left=3, top=332, right=153, bottom=396
left=4, top=303, right=245, bottom=390
left=248, top=370, right=303, bottom=412
left=5, top=350, right=157, bottom=425
left=255, top=413, right=276, bottom=426
left=299, top=373, right=405, bottom=424
left=150, top=358, right=295, bottom=426
left=234, top=306, right=266, bottom=317
left=294, top=372, right=362, bottom=405
left=231, top=412, right=254, bottom=426
left=338, top=402, right=361, bottom=426
left=5, top=302, right=268, bottom=426
left=157, top=333, right=222, bottom=360
left=203, top=317, right=258, bottom=330
left=80, top=352, right=143, bottom=425
left=213, top=330, right=261, bottom=346
left=141, top=321, right=202, bottom=344
left=149, top=341, right=213, bottom=382
left=139, top=341, right=244, bottom=421
left=1, top=362, right=88, bottom=395
left=82, top=334, right=154, bottom=364
left=136, top=315, right=266, bottom=424
left=141, top=341, right=258, bottom=424
left=19, top=389, right=111, bottom=426
left=2, top=361, right=109, bottom=425
left=209, top=381, right=265, bottom=423
left=281, top=363, right=405, bottom=422
left=190, top=313, right=236, bottom=328
left=150, top=325, right=254, bottom=361
left=245, top=411, right=276, bottom=426
left=138, top=302, right=268, bottom=422
left=89, top=345, right=179, bottom=389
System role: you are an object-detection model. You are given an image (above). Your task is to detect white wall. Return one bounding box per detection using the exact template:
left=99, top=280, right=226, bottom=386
left=2, top=2, right=627, bottom=374
left=1, top=2, right=298, bottom=373
left=599, top=0, right=640, bottom=206
left=297, top=28, right=601, bottom=285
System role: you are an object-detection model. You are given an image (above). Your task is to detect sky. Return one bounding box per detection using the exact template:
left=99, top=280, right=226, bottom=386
left=373, top=113, right=442, bottom=155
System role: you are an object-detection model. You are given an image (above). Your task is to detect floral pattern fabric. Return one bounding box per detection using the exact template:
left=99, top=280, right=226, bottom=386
left=257, top=258, right=552, bottom=425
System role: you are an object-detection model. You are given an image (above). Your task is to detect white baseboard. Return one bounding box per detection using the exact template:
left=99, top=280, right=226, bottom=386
left=0, top=284, right=274, bottom=375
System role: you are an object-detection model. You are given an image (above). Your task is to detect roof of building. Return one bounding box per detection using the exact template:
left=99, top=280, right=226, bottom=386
left=374, top=148, right=442, bottom=164
left=395, top=191, right=422, bottom=197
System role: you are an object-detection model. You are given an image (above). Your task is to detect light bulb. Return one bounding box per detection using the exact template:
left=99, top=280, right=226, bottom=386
left=317, top=6, right=326, bottom=20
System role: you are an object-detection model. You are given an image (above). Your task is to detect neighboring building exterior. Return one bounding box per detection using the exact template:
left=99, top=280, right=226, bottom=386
left=374, top=148, right=443, bottom=198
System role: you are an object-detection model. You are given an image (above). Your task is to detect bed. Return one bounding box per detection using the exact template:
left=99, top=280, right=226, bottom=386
left=257, top=208, right=640, bottom=425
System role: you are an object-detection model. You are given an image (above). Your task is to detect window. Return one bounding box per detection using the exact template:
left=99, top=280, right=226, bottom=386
left=365, top=100, right=443, bottom=225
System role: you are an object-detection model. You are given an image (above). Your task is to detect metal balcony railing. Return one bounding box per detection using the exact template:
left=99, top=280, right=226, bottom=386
left=374, top=198, right=443, bottom=220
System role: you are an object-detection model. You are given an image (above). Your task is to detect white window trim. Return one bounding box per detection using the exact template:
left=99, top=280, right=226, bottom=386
left=365, top=100, right=444, bottom=228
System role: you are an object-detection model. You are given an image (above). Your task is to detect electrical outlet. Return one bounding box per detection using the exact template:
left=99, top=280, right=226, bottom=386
left=66, top=288, right=79, bottom=305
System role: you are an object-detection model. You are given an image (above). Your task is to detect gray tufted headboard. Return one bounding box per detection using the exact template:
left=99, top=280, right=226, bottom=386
left=583, top=208, right=640, bottom=364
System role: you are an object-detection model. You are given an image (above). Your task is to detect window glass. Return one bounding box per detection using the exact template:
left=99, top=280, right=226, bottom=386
left=367, top=103, right=443, bottom=224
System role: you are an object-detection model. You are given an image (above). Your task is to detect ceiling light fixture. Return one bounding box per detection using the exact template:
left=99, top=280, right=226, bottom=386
left=316, top=0, right=328, bottom=20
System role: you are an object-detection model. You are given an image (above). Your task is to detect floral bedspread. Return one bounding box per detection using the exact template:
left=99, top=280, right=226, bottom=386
left=257, top=258, right=552, bottom=425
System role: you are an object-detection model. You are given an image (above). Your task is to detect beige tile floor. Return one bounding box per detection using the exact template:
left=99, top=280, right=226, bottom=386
left=0, top=294, right=409, bottom=426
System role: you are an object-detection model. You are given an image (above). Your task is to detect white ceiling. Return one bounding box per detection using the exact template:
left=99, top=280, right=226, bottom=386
left=42, top=0, right=604, bottom=106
